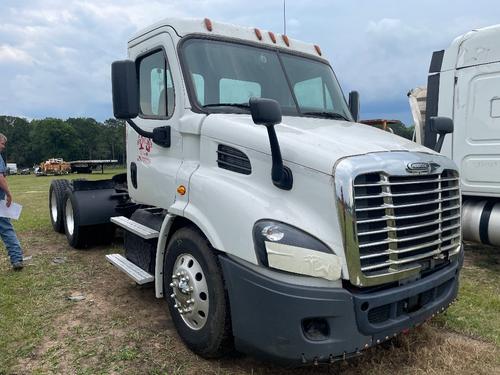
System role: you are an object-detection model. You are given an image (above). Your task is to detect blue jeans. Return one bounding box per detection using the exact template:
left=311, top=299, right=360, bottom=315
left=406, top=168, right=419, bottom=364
left=0, top=217, right=23, bottom=264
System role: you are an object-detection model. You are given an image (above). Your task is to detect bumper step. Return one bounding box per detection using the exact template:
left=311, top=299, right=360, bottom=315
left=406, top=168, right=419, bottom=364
left=111, top=216, right=159, bottom=239
left=106, top=253, right=154, bottom=284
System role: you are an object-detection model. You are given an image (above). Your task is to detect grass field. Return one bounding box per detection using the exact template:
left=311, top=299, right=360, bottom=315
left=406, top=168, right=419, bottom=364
left=0, top=171, right=499, bottom=374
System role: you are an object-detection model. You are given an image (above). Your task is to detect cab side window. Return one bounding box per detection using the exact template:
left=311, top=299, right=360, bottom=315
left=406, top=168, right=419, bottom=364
left=138, top=49, right=175, bottom=117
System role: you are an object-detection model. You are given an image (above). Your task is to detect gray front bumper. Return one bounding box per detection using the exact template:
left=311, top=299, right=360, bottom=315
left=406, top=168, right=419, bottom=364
left=219, top=247, right=462, bottom=365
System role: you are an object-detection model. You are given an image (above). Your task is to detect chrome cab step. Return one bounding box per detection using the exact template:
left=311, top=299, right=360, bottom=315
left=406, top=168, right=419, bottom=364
left=106, top=253, right=154, bottom=284
left=111, top=216, right=159, bottom=239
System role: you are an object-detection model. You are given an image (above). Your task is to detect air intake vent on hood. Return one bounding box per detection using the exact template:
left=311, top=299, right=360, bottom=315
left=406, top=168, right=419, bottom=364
left=217, top=144, right=251, bottom=175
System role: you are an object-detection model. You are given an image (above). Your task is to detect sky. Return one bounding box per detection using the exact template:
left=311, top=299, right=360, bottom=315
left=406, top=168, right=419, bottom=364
left=0, top=0, right=499, bottom=125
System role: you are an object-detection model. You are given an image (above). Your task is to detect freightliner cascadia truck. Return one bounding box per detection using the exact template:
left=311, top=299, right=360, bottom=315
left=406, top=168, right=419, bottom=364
left=48, top=18, right=463, bottom=365
left=409, top=24, right=500, bottom=248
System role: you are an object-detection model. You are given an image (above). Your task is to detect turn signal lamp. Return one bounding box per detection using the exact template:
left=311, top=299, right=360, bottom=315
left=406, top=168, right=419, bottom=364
left=177, top=185, right=186, bottom=196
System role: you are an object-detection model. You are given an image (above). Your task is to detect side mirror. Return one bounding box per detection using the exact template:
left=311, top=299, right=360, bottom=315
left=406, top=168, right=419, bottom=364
left=429, top=116, right=453, bottom=152
left=348, top=91, right=360, bottom=122
left=249, top=98, right=292, bottom=190
left=111, top=60, right=139, bottom=119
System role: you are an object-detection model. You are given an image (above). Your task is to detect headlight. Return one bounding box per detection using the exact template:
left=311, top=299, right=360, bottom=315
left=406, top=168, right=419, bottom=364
left=253, top=220, right=341, bottom=281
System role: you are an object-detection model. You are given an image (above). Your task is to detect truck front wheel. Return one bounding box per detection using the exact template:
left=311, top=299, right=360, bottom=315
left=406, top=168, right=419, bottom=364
left=164, top=226, right=233, bottom=358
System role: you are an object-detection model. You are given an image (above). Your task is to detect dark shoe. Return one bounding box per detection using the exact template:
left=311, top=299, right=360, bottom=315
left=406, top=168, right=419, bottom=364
left=12, top=262, right=23, bottom=271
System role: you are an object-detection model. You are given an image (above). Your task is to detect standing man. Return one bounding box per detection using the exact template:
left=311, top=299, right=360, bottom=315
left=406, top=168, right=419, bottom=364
left=0, top=133, right=24, bottom=270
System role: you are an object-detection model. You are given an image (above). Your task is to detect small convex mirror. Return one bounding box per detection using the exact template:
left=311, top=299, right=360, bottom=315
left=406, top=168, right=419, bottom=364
left=429, top=116, right=454, bottom=152
left=429, top=116, right=454, bottom=134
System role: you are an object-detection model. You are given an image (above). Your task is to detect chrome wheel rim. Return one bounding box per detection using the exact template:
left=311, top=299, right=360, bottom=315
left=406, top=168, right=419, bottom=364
left=65, top=198, right=74, bottom=235
left=169, top=253, right=209, bottom=330
left=50, top=190, right=58, bottom=222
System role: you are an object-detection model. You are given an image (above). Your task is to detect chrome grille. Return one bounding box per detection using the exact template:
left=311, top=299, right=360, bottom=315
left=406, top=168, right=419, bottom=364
left=353, top=170, right=461, bottom=277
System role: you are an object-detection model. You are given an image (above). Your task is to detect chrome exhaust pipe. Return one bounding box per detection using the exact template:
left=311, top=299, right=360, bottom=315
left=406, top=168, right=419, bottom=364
left=462, top=199, right=500, bottom=246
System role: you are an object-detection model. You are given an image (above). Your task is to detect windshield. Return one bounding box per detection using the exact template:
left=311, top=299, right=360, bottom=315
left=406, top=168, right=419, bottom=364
left=181, top=38, right=353, bottom=121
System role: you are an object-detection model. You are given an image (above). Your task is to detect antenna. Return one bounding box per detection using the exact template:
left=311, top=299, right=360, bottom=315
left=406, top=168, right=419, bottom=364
left=283, top=0, right=286, bottom=35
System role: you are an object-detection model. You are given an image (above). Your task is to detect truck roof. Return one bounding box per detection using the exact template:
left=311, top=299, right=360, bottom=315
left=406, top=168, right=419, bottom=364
left=442, top=24, right=500, bottom=70
left=129, top=17, right=325, bottom=60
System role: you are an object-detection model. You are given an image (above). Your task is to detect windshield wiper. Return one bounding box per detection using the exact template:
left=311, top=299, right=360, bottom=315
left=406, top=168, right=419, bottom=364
left=203, top=103, right=250, bottom=109
left=302, top=111, right=350, bottom=121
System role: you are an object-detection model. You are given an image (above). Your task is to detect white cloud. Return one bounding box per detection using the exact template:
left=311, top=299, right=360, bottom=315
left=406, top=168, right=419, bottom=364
left=0, top=45, right=33, bottom=64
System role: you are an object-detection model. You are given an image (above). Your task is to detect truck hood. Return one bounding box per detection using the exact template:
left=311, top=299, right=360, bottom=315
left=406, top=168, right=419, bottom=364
left=201, top=114, right=435, bottom=175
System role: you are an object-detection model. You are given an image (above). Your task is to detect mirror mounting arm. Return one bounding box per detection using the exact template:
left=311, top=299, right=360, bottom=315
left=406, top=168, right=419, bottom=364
left=126, top=119, right=152, bottom=138
left=266, top=125, right=293, bottom=190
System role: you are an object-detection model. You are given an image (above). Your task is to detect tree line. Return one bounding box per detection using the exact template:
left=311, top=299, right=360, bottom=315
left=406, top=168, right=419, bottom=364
left=0, top=116, right=126, bottom=167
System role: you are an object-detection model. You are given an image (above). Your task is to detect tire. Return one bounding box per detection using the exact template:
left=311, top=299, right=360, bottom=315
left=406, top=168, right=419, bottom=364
left=63, top=190, right=93, bottom=249
left=163, top=226, right=233, bottom=358
left=49, top=179, right=71, bottom=233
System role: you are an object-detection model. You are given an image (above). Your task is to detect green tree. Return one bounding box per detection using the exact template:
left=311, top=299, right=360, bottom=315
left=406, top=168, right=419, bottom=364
left=0, top=116, right=32, bottom=166
left=66, top=118, right=104, bottom=160
left=30, top=118, right=81, bottom=162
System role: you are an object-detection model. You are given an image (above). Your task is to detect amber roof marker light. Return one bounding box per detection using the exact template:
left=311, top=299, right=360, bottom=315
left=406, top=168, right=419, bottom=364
left=268, top=31, right=277, bottom=44
left=314, top=44, right=322, bottom=56
left=254, top=28, right=263, bottom=40
left=282, top=35, right=290, bottom=47
left=204, top=18, right=213, bottom=32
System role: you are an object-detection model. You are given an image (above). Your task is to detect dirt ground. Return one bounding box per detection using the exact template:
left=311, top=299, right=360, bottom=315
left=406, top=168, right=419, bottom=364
left=6, top=232, right=499, bottom=375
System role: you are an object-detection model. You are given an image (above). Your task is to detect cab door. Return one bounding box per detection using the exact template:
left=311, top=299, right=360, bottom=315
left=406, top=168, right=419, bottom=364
left=126, top=31, right=183, bottom=208
left=453, top=61, right=500, bottom=197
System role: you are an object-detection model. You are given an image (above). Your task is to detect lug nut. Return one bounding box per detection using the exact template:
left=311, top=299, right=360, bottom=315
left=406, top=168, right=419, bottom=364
left=189, top=287, right=194, bottom=292
left=174, top=304, right=178, bottom=309
left=169, top=282, right=175, bottom=287
left=170, top=293, right=175, bottom=298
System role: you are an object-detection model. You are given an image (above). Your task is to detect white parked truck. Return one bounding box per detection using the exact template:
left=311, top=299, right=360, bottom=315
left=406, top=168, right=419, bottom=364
left=409, top=24, right=500, bottom=247
left=49, top=18, right=463, bottom=365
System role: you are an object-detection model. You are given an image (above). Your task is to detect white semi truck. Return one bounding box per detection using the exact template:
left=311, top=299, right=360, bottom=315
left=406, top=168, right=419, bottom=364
left=409, top=25, right=500, bottom=247
left=49, top=18, right=463, bottom=365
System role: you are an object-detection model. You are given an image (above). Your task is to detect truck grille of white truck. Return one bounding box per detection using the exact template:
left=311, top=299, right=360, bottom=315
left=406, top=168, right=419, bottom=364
left=353, top=169, right=461, bottom=279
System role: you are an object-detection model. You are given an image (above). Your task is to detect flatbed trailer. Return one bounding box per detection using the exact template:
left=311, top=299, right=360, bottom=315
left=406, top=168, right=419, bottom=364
left=69, top=159, right=119, bottom=174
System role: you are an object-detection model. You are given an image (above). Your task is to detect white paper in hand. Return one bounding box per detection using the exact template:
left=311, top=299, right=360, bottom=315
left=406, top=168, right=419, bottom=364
left=0, top=200, right=22, bottom=220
